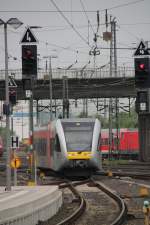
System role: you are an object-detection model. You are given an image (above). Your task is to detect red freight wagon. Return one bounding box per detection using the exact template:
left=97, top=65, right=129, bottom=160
left=100, top=129, right=139, bottom=159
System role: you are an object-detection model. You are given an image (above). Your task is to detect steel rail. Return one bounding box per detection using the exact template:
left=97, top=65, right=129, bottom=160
left=38, top=177, right=127, bottom=225
left=57, top=181, right=86, bottom=225
left=38, top=179, right=86, bottom=225
left=90, top=178, right=127, bottom=225
left=113, top=172, right=150, bottom=180
left=96, top=170, right=150, bottom=180
left=60, top=178, right=127, bottom=224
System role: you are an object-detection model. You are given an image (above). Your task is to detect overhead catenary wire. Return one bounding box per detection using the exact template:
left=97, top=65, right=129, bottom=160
left=49, top=0, right=91, bottom=47
left=40, top=40, right=88, bottom=54
left=79, top=0, right=95, bottom=35
left=0, top=0, right=146, bottom=70
left=0, top=21, right=148, bottom=33
left=3, top=24, right=139, bottom=53
left=117, top=23, right=141, bottom=41
left=107, top=0, right=145, bottom=11
left=0, top=26, right=90, bottom=56
left=0, top=0, right=145, bottom=13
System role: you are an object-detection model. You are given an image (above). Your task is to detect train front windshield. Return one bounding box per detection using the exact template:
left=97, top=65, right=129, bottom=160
left=62, top=122, right=94, bottom=151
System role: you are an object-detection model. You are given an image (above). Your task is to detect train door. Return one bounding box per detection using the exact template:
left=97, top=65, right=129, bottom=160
left=52, top=134, right=62, bottom=171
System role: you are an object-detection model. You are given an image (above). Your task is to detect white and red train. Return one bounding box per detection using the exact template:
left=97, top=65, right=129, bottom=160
left=34, top=118, right=102, bottom=177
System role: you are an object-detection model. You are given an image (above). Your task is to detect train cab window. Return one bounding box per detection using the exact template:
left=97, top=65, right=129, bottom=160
left=55, top=135, right=61, bottom=152
left=62, top=122, right=94, bottom=152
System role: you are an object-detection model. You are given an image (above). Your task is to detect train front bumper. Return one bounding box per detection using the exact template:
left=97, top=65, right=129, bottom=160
left=67, top=151, right=91, bottom=160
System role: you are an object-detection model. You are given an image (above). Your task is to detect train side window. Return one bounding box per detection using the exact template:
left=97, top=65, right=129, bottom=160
left=101, top=138, right=104, bottom=145
left=55, top=135, right=61, bottom=152
left=101, top=138, right=108, bottom=145
left=42, top=139, right=47, bottom=155
left=36, top=138, right=47, bottom=156
left=50, top=138, right=55, bottom=156
left=105, top=138, right=109, bottom=145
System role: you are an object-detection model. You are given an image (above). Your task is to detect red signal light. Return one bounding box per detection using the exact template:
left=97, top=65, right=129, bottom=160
left=22, top=45, right=37, bottom=76
left=139, top=63, right=145, bottom=70
left=25, top=49, right=33, bottom=59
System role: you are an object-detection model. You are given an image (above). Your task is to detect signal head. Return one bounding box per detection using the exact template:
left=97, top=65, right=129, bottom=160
left=138, top=63, right=145, bottom=70
left=25, top=49, right=33, bottom=58
left=134, top=57, right=150, bottom=88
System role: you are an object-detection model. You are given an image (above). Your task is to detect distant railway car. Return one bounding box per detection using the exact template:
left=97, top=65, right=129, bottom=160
left=100, top=129, right=139, bottom=159
left=0, top=136, right=3, bottom=157
left=34, top=118, right=102, bottom=177
left=119, top=129, right=139, bottom=155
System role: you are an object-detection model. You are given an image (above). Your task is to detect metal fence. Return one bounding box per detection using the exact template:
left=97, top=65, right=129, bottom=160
left=0, top=66, right=134, bottom=80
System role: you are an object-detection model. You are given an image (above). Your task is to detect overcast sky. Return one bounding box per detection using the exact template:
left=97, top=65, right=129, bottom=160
left=0, top=0, right=150, bottom=70
left=1, top=0, right=149, bottom=138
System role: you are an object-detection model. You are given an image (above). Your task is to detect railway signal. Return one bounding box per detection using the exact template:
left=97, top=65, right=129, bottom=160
left=9, top=89, right=17, bottom=105
left=134, top=40, right=150, bottom=88
left=11, top=157, right=21, bottom=169
left=134, top=57, right=150, bottom=88
left=135, top=91, right=149, bottom=113
left=22, top=45, right=37, bottom=77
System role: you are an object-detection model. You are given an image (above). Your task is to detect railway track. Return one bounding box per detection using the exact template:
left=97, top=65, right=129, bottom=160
left=38, top=178, right=127, bottom=225
left=97, top=170, right=150, bottom=180
left=89, top=178, right=127, bottom=225
left=102, top=162, right=150, bottom=180
left=102, top=161, right=150, bottom=170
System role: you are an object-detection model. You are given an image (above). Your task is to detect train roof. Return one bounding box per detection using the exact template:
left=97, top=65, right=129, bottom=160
left=60, top=118, right=97, bottom=123
left=101, top=128, right=138, bottom=138
left=34, top=118, right=100, bottom=132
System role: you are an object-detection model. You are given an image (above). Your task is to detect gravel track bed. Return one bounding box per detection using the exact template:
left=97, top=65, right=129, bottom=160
left=95, top=175, right=150, bottom=225
left=40, top=182, right=121, bottom=225
left=73, top=184, right=119, bottom=225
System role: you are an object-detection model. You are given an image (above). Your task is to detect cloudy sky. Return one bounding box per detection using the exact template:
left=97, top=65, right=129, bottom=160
left=1, top=0, right=149, bottom=138
left=0, top=0, right=150, bottom=70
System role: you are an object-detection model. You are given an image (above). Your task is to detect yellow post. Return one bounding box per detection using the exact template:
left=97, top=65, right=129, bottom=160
left=139, top=186, right=149, bottom=197
left=107, top=170, right=113, bottom=177
left=143, top=200, right=150, bottom=225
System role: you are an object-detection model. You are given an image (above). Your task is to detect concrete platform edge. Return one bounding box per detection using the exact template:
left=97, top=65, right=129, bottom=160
left=0, top=186, right=62, bottom=225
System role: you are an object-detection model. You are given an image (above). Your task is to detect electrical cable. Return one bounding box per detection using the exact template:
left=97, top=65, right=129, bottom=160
left=0, top=0, right=145, bottom=13
left=117, top=23, right=141, bottom=41
left=49, top=0, right=91, bottom=47
left=79, top=0, right=95, bottom=34
left=107, top=0, right=145, bottom=11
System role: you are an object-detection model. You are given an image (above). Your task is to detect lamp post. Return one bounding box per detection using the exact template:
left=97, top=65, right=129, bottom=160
left=0, top=18, right=23, bottom=191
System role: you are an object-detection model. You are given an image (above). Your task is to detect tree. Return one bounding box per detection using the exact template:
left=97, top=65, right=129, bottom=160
left=118, top=109, right=138, bottom=128
left=77, top=106, right=138, bottom=129
left=95, top=108, right=138, bottom=129
left=95, top=114, right=109, bottom=128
